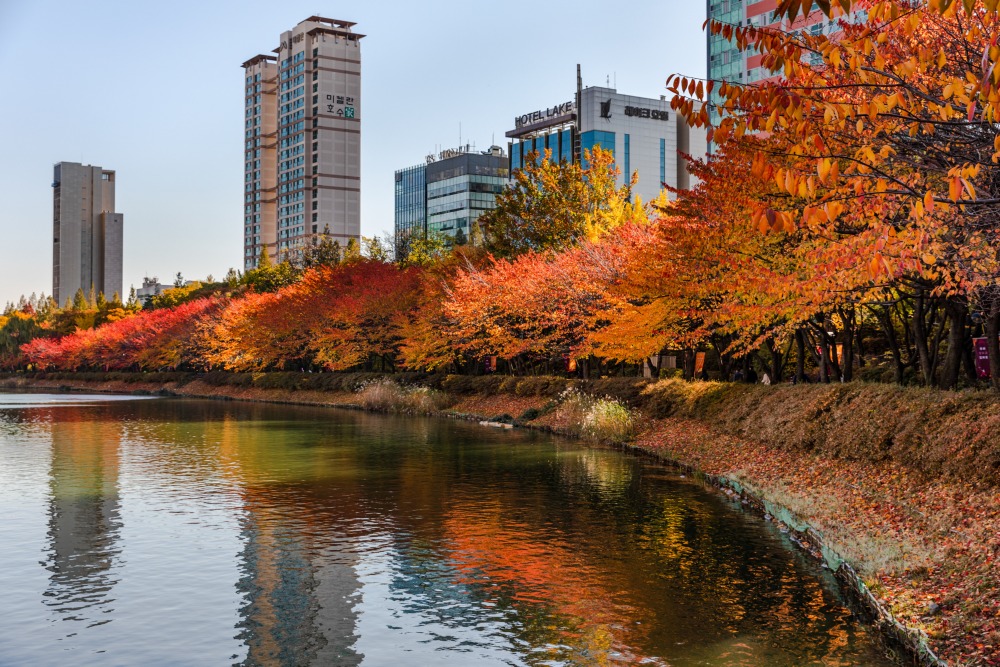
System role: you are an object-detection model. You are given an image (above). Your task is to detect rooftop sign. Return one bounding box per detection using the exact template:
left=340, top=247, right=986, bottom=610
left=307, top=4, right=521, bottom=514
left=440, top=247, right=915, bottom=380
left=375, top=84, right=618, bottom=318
left=514, top=101, right=575, bottom=128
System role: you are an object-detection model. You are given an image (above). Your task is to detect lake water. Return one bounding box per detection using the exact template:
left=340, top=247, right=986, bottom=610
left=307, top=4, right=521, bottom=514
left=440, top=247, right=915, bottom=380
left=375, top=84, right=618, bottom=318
left=0, top=393, right=898, bottom=666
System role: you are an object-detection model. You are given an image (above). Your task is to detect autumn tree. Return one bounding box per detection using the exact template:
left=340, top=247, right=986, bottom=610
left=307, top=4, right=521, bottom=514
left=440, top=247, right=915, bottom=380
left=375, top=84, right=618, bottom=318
left=300, top=225, right=343, bottom=269
left=478, top=147, right=639, bottom=258
left=667, top=0, right=1000, bottom=387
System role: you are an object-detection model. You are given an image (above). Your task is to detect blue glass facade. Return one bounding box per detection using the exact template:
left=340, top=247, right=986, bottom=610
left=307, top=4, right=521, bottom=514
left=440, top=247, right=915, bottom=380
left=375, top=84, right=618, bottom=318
left=510, top=128, right=575, bottom=172
left=580, top=130, right=615, bottom=159
left=624, top=134, right=630, bottom=181
left=660, top=138, right=666, bottom=187
left=394, top=164, right=426, bottom=243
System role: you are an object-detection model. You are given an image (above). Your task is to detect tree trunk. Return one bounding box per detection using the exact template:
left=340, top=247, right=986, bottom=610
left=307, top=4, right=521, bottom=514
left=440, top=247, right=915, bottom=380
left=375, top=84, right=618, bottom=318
left=911, top=291, right=935, bottom=386
left=795, top=328, right=807, bottom=383
left=986, top=307, right=1000, bottom=392
left=817, top=328, right=830, bottom=383
left=763, top=337, right=783, bottom=383
left=941, top=300, right=968, bottom=389
left=963, top=334, right=978, bottom=384
left=838, top=306, right=856, bottom=382
left=683, top=349, right=696, bottom=380
left=940, top=300, right=967, bottom=390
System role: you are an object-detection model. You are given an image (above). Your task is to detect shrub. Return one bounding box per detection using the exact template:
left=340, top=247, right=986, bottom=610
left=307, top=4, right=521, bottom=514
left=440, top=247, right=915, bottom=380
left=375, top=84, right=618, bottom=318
left=356, top=379, right=449, bottom=414
left=557, top=388, right=635, bottom=444
left=519, top=407, right=541, bottom=422
left=580, top=397, right=635, bottom=444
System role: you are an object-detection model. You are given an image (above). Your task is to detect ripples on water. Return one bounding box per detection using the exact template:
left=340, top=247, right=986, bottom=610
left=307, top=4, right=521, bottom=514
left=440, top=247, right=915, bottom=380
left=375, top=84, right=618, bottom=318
left=0, top=394, right=899, bottom=666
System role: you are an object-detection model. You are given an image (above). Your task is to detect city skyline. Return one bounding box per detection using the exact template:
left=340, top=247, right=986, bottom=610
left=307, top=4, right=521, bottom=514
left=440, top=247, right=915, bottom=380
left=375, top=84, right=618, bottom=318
left=0, top=0, right=706, bottom=306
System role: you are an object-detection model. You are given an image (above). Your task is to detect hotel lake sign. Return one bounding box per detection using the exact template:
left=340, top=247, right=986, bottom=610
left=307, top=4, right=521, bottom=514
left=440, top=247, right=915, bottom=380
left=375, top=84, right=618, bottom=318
left=514, top=101, right=575, bottom=128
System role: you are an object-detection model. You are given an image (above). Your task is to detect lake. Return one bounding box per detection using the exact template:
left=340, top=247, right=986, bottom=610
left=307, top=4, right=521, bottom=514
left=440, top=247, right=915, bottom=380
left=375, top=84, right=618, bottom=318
left=0, top=393, right=897, bottom=666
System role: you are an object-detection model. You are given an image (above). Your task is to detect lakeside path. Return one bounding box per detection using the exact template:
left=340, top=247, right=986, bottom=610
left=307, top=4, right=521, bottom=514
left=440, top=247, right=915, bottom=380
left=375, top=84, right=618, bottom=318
left=4, top=375, right=998, bottom=665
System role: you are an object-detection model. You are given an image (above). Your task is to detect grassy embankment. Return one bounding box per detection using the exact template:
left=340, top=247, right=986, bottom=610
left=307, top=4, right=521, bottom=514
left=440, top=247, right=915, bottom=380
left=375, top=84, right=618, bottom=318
left=4, top=371, right=1000, bottom=665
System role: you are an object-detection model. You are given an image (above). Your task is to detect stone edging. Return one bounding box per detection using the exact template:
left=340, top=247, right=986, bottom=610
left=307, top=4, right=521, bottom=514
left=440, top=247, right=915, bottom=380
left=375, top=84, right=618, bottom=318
left=619, top=443, right=946, bottom=667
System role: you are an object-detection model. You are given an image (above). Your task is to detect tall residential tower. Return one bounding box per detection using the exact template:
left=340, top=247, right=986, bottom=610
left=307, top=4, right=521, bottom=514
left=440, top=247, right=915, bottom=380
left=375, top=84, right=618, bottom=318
left=243, top=17, right=363, bottom=269
left=52, top=162, right=123, bottom=305
left=707, top=1, right=861, bottom=85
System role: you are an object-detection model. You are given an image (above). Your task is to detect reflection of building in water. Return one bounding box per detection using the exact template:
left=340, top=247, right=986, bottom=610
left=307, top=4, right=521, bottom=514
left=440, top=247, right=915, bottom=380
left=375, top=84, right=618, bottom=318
left=233, top=502, right=364, bottom=666
left=220, top=419, right=364, bottom=666
left=44, top=415, right=123, bottom=626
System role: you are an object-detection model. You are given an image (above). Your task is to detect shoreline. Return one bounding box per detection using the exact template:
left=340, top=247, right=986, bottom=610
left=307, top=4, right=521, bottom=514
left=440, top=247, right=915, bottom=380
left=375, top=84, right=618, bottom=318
left=5, top=373, right=987, bottom=665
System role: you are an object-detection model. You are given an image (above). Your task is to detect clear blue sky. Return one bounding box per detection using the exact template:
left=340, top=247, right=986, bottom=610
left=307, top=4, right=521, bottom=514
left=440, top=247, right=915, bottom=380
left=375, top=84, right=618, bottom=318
left=0, top=0, right=707, bottom=306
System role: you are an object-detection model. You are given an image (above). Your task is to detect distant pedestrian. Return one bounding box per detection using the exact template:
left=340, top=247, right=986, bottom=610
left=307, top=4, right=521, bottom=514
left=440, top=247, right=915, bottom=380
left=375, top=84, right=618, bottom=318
left=733, top=369, right=744, bottom=383
left=761, top=372, right=771, bottom=385
left=746, top=368, right=758, bottom=384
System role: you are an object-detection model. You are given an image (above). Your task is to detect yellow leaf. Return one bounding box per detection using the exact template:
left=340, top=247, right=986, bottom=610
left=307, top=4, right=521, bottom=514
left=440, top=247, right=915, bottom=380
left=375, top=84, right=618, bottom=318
left=922, top=253, right=937, bottom=265
left=949, top=176, right=963, bottom=201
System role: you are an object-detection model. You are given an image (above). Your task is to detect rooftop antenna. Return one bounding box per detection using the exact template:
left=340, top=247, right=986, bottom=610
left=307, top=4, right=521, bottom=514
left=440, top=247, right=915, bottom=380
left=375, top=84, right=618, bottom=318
left=459, top=122, right=462, bottom=149
left=574, top=64, right=582, bottom=162
left=606, top=74, right=610, bottom=86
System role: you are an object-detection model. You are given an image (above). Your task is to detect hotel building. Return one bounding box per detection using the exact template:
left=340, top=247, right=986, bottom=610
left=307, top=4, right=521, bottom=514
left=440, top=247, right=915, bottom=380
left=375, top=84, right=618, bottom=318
left=242, top=17, right=363, bottom=269
left=394, top=145, right=508, bottom=246
left=506, top=85, right=705, bottom=204
left=51, top=162, right=123, bottom=304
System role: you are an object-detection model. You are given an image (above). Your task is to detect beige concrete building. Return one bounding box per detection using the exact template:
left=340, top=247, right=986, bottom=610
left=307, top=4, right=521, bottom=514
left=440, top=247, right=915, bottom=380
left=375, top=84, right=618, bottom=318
left=52, top=162, right=123, bottom=305
left=242, top=17, right=363, bottom=269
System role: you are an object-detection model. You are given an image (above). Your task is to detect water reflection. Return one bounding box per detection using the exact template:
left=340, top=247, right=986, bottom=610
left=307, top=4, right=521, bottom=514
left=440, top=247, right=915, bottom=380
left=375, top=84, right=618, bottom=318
left=0, top=396, right=898, bottom=666
left=44, top=413, right=123, bottom=632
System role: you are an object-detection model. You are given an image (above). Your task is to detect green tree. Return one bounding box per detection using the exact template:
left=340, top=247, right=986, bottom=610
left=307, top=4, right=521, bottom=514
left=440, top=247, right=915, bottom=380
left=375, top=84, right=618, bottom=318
left=0, top=312, right=47, bottom=361
left=362, top=236, right=390, bottom=263
left=300, top=226, right=342, bottom=268
left=241, top=259, right=299, bottom=293
left=344, top=237, right=361, bottom=262
left=126, top=286, right=140, bottom=310
left=150, top=282, right=204, bottom=309
left=478, top=146, right=639, bottom=258
left=72, top=288, right=88, bottom=311
left=403, top=232, right=449, bottom=267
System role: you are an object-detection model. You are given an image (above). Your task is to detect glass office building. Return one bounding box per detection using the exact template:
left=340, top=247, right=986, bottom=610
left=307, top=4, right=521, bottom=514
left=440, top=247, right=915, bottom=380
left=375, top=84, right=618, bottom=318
left=393, top=146, right=508, bottom=246
left=394, top=164, right=426, bottom=242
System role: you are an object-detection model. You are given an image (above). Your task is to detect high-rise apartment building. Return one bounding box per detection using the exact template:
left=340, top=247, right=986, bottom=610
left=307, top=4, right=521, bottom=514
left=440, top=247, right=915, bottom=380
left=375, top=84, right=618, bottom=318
left=706, top=2, right=861, bottom=153
left=707, top=1, right=861, bottom=85
left=242, top=17, right=363, bottom=269
left=51, top=162, right=123, bottom=305
left=394, top=145, right=508, bottom=247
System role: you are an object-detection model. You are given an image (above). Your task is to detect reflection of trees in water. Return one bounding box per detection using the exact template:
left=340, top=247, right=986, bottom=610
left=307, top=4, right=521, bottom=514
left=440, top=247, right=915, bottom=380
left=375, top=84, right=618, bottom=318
left=20, top=397, right=880, bottom=665
left=42, top=413, right=122, bottom=630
